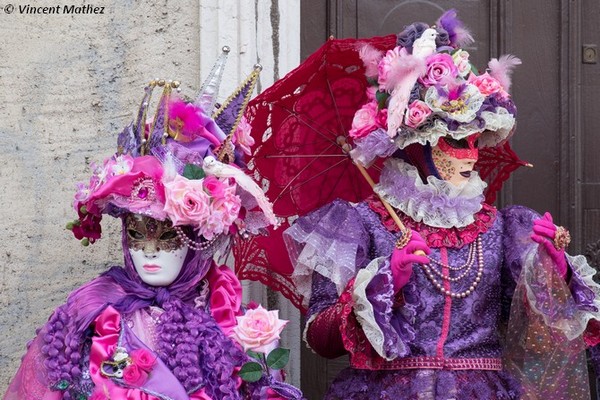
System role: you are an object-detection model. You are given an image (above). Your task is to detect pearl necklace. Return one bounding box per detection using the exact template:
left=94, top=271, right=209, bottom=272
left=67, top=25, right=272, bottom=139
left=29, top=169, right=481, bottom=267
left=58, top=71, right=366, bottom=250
left=421, top=236, right=484, bottom=298
left=174, top=226, right=219, bottom=251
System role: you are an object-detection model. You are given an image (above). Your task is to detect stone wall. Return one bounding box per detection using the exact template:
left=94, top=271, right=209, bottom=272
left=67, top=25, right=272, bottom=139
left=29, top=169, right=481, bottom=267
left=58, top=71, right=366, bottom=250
left=0, top=0, right=300, bottom=391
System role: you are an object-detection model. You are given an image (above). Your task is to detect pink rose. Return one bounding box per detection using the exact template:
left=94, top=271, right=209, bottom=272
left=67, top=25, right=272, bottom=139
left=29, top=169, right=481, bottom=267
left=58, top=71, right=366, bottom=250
left=203, top=176, right=226, bottom=198
left=404, top=100, right=432, bottom=128
left=375, top=107, right=388, bottom=128
left=211, top=189, right=241, bottom=225
left=349, top=102, right=378, bottom=139
left=418, top=53, right=458, bottom=87
left=232, top=116, right=255, bottom=155
left=365, top=86, right=377, bottom=101
left=232, top=305, right=288, bottom=353
left=377, top=47, right=402, bottom=91
left=163, top=175, right=211, bottom=228
left=452, top=50, right=471, bottom=77
left=130, top=348, right=157, bottom=371
left=122, top=363, right=148, bottom=385
left=469, top=72, right=503, bottom=96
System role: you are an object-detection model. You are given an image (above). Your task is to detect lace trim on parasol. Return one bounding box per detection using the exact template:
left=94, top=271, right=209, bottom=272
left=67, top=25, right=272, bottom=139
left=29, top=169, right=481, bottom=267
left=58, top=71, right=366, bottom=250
left=374, top=158, right=486, bottom=229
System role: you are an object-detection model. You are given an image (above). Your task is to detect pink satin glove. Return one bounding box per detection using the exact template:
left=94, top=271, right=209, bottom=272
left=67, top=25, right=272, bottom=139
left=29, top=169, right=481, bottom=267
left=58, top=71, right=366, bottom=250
left=531, top=212, right=569, bottom=278
left=391, top=230, right=430, bottom=292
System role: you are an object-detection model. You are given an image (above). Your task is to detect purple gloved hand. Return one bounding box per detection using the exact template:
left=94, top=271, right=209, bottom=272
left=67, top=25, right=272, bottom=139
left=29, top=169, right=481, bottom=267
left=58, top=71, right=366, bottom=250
left=391, top=230, right=430, bottom=292
left=531, top=212, right=568, bottom=278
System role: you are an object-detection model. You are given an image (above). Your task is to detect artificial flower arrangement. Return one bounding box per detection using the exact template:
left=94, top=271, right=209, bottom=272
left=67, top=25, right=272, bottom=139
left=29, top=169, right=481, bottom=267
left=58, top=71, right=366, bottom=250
left=349, top=10, right=520, bottom=165
left=67, top=92, right=275, bottom=245
left=231, top=303, right=291, bottom=383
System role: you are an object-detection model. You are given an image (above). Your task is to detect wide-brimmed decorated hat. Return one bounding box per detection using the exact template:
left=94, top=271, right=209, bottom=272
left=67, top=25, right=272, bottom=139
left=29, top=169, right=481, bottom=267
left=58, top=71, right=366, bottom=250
left=349, top=9, right=520, bottom=165
left=68, top=47, right=276, bottom=247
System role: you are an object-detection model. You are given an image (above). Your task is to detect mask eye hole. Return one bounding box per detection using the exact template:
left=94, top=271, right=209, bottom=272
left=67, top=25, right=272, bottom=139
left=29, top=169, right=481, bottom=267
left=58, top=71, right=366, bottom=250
left=127, top=229, right=144, bottom=240
left=160, top=230, right=178, bottom=240
left=444, top=137, right=470, bottom=149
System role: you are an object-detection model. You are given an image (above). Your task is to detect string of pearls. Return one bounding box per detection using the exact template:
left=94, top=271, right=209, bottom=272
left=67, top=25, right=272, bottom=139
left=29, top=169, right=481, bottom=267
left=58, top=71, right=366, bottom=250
left=174, top=226, right=218, bottom=251
left=420, top=236, right=484, bottom=299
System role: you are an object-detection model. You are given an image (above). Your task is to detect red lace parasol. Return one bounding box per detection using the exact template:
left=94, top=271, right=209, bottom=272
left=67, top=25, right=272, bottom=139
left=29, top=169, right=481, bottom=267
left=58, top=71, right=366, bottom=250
left=234, top=35, right=529, bottom=312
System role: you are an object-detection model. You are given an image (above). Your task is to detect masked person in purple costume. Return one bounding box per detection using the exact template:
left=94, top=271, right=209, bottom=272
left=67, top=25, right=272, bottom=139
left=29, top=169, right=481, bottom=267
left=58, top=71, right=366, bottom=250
left=3, top=52, right=303, bottom=400
left=284, top=11, right=600, bottom=400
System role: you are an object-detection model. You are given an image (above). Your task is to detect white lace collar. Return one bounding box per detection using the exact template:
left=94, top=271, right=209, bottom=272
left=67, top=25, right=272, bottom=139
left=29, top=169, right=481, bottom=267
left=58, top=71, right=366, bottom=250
left=373, top=158, right=487, bottom=228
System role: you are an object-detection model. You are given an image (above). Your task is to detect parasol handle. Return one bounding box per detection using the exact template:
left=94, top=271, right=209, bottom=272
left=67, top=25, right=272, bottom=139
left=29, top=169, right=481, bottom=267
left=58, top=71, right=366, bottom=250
left=354, top=162, right=407, bottom=232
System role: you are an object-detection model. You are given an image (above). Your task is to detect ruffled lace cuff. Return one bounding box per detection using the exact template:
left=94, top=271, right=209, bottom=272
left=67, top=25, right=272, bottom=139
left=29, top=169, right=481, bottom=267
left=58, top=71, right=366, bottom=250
left=352, top=257, right=409, bottom=360
left=284, top=200, right=370, bottom=309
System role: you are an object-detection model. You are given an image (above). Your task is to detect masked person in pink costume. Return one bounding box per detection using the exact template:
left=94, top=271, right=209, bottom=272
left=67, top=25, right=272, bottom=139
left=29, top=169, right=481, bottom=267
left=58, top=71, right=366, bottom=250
left=3, top=53, right=303, bottom=400
left=283, top=11, right=600, bottom=400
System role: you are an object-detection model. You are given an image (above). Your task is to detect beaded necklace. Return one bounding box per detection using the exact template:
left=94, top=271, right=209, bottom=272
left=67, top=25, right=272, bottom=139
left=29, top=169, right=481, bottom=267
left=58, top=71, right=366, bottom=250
left=421, top=235, right=484, bottom=298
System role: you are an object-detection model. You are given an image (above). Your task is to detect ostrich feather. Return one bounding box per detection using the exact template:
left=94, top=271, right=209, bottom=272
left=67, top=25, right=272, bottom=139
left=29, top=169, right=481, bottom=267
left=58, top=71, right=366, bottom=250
left=436, top=9, right=474, bottom=48
left=202, top=156, right=277, bottom=226
left=357, top=43, right=384, bottom=78
left=488, top=54, right=522, bottom=93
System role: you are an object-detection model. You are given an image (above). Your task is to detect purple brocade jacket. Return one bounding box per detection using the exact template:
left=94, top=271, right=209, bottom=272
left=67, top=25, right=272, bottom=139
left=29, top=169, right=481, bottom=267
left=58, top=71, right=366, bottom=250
left=285, top=199, right=600, bottom=400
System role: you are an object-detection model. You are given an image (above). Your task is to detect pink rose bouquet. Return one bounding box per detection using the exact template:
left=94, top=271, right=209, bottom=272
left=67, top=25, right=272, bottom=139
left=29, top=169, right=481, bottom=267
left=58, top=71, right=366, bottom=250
left=404, top=100, right=432, bottom=128
left=418, top=53, right=458, bottom=87
left=469, top=72, right=504, bottom=96
left=452, top=49, right=472, bottom=77
left=163, top=175, right=212, bottom=227
left=349, top=101, right=387, bottom=139
left=349, top=101, right=379, bottom=139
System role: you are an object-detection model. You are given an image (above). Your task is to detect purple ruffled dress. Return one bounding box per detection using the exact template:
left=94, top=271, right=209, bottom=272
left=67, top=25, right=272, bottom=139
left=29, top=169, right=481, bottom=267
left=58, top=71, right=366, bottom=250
left=285, top=197, right=599, bottom=400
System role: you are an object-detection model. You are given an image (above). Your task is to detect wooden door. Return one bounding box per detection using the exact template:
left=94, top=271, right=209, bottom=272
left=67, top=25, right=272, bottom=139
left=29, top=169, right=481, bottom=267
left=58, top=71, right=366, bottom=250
left=300, top=1, right=600, bottom=398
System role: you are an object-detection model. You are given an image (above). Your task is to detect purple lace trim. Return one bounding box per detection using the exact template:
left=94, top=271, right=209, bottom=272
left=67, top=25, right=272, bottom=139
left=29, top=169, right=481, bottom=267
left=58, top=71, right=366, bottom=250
left=350, top=128, right=397, bottom=166
left=376, top=160, right=485, bottom=228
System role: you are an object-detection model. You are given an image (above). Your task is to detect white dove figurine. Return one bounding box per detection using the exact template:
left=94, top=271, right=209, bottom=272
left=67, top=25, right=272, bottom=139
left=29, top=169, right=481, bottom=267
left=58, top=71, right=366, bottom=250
left=412, top=28, right=438, bottom=58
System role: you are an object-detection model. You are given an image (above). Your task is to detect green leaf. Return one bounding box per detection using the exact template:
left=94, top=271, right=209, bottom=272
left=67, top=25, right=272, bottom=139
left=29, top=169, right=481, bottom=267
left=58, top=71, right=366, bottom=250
left=470, top=64, right=479, bottom=75
left=246, top=350, right=263, bottom=361
left=238, top=361, right=264, bottom=382
left=366, top=77, right=378, bottom=86
left=375, top=90, right=390, bottom=110
left=266, top=347, right=290, bottom=370
left=183, top=164, right=205, bottom=180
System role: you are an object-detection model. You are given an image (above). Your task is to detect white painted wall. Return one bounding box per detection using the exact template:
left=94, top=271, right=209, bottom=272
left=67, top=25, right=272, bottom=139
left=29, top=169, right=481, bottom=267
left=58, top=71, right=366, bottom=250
left=0, top=0, right=301, bottom=391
